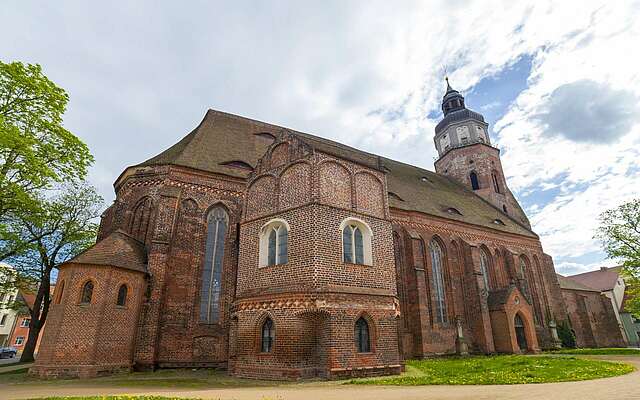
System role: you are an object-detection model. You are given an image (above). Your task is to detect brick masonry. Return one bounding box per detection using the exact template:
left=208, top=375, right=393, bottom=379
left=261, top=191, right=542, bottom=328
left=32, top=118, right=624, bottom=380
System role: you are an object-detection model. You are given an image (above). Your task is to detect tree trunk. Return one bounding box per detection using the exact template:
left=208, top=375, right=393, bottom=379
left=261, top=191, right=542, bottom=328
left=19, top=268, right=51, bottom=363
left=19, top=323, right=41, bottom=362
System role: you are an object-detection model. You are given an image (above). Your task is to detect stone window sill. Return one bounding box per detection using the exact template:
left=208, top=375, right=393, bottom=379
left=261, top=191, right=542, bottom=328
left=258, top=263, right=288, bottom=269
left=343, top=262, right=373, bottom=267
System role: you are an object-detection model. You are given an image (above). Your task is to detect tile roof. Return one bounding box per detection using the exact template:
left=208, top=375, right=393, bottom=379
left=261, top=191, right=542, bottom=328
left=566, top=266, right=622, bottom=292
left=137, top=109, right=536, bottom=238
left=556, top=274, right=600, bottom=292
left=63, top=230, right=147, bottom=274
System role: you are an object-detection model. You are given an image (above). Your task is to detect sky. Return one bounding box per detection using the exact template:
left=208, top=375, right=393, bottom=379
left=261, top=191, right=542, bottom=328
left=1, top=1, right=639, bottom=276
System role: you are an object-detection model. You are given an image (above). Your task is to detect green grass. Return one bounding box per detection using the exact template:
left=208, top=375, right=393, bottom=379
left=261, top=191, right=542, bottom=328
left=549, top=348, right=640, bottom=355
left=0, top=367, right=30, bottom=376
left=348, top=355, right=634, bottom=385
left=0, top=368, right=277, bottom=389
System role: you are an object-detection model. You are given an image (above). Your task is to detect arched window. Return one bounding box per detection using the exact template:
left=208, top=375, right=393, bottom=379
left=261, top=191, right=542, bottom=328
left=130, top=197, right=153, bottom=242
left=341, top=218, right=373, bottom=265
left=80, top=281, right=93, bottom=304
left=116, top=284, right=128, bottom=306
left=492, top=171, right=501, bottom=193
left=502, top=204, right=508, bottom=213
left=480, top=249, right=490, bottom=291
left=470, top=172, right=480, bottom=190
left=55, top=281, right=65, bottom=304
left=429, top=240, right=447, bottom=323
left=355, top=317, right=370, bottom=353
left=261, top=317, right=274, bottom=353
left=200, top=206, right=228, bottom=323
left=259, top=219, right=289, bottom=267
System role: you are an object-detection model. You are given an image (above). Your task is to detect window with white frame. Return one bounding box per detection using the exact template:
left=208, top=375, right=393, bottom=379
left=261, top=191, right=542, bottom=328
left=20, top=318, right=30, bottom=327
left=15, top=336, right=24, bottom=345
left=340, top=218, right=373, bottom=265
left=456, top=125, right=470, bottom=143
left=439, top=133, right=451, bottom=151
left=476, top=125, right=486, bottom=142
left=259, top=219, right=289, bottom=267
left=0, top=314, right=6, bottom=326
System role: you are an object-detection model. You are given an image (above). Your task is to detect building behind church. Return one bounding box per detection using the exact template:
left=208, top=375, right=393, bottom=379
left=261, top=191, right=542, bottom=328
left=31, top=81, right=624, bottom=379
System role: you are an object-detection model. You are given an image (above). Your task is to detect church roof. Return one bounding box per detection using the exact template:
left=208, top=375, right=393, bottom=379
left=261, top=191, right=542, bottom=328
left=556, top=274, right=600, bottom=292
left=137, top=109, right=536, bottom=238
left=62, top=230, right=147, bottom=274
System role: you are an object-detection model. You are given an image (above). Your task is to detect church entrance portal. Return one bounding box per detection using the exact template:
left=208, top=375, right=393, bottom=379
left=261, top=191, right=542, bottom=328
left=514, top=314, right=527, bottom=351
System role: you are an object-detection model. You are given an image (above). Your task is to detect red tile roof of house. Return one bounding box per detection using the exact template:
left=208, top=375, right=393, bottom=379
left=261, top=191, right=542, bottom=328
left=566, top=266, right=622, bottom=292
left=556, top=274, right=600, bottom=292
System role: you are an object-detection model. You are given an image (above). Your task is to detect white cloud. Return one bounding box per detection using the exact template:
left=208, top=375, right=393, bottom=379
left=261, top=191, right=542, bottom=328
left=1, top=0, right=638, bottom=274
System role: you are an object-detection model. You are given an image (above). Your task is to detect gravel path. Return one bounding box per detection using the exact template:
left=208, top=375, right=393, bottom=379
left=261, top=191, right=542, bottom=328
left=2, top=355, right=639, bottom=400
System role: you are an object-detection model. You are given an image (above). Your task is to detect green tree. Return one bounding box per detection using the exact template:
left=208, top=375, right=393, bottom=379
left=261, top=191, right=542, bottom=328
left=596, top=198, right=640, bottom=317
left=5, top=182, right=102, bottom=362
left=0, top=61, right=93, bottom=259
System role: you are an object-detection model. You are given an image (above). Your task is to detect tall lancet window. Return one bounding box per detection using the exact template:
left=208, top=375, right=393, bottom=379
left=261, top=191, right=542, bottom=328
left=470, top=172, right=480, bottom=190
left=480, top=249, right=490, bottom=291
left=200, top=206, right=228, bottom=323
left=429, top=239, right=447, bottom=323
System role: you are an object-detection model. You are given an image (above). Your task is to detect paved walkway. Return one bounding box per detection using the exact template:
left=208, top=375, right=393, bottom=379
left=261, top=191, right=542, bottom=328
left=2, top=356, right=639, bottom=400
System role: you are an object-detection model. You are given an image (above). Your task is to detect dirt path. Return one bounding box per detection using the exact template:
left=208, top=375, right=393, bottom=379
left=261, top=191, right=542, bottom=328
left=2, top=356, right=639, bottom=400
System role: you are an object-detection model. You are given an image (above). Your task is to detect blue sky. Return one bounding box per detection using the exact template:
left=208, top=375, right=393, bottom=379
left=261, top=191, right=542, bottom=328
left=1, top=1, right=639, bottom=275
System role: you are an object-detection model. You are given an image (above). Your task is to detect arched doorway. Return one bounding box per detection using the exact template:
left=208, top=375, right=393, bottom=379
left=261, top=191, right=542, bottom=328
left=514, top=314, right=528, bottom=351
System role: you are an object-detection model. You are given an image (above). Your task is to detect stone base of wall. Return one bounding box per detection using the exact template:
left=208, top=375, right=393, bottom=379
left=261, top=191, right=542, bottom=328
left=328, top=364, right=403, bottom=379
left=30, top=364, right=131, bottom=379
left=231, top=364, right=402, bottom=380
left=157, top=361, right=227, bottom=369
left=231, top=365, right=325, bottom=380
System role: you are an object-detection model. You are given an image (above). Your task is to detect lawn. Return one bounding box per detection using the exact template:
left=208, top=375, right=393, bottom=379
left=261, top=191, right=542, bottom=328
left=349, top=355, right=634, bottom=385
left=0, top=368, right=277, bottom=389
left=549, top=348, right=640, bottom=356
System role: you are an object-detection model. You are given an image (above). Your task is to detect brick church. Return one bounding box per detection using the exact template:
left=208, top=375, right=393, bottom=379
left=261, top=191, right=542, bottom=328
left=31, top=81, right=619, bottom=379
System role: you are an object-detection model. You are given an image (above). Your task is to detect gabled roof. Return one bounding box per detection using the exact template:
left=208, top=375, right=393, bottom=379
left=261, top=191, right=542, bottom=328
left=136, top=109, right=537, bottom=238
left=63, top=230, right=147, bottom=274
left=556, top=274, right=600, bottom=292
left=487, top=285, right=527, bottom=311
left=566, top=266, right=622, bottom=292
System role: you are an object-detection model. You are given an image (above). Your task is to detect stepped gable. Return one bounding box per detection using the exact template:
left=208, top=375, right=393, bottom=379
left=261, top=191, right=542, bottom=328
left=137, top=109, right=536, bottom=237
left=63, top=230, right=147, bottom=273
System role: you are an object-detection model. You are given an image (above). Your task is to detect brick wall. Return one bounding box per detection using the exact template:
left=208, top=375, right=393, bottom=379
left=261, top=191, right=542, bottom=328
left=32, top=264, right=145, bottom=378
left=561, top=288, right=626, bottom=348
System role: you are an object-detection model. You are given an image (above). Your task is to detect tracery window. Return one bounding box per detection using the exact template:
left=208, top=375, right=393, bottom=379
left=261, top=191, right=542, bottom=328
left=355, top=317, right=371, bottom=353
left=429, top=240, right=447, bottom=323
left=200, top=206, right=228, bottom=323
left=480, top=249, right=490, bottom=291
left=260, top=219, right=289, bottom=267
left=130, top=197, right=153, bottom=242
left=341, top=218, right=373, bottom=265
left=261, top=317, right=274, bottom=353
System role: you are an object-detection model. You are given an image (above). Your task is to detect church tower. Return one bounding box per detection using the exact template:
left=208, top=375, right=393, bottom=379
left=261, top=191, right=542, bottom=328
left=433, top=78, right=531, bottom=229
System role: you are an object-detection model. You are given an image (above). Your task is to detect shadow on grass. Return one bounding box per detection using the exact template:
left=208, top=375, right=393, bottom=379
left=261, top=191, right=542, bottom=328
left=0, top=368, right=281, bottom=389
